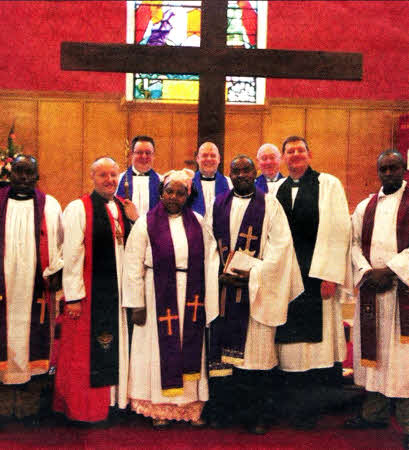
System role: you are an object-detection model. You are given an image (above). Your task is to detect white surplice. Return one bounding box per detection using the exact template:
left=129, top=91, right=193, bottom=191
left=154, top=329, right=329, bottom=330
left=122, top=213, right=208, bottom=405
left=1, top=195, right=63, bottom=385
left=199, top=176, right=232, bottom=218
left=205, top=193, right=303, bottom=370
left=62, top=199, right=129, bottom=408
left=118, top=168, right=161, bottom=217
left=352, top=181, right=409, bottom=398
left=270, top=173, right=351, bottom=372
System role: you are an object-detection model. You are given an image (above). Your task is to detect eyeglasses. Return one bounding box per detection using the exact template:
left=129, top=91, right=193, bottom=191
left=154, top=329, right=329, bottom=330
left=134, top=151, right=154, bottom=156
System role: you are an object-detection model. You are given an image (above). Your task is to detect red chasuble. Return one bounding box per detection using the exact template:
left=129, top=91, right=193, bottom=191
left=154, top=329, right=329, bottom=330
left=360, top=185, right=409, bottom=367
left=53, top=193, right=129, bottom=423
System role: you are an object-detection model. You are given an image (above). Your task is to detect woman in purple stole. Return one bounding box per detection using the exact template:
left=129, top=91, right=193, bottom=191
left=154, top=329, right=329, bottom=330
left=123, top=169, right=208, bottom=429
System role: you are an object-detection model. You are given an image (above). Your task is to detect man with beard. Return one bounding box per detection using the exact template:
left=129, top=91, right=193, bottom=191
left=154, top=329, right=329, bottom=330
left=0, top=155, right=63, bottom=425
left=205, top=155, right=302, bottom=434
left=346, top=150, right=409, bottom=450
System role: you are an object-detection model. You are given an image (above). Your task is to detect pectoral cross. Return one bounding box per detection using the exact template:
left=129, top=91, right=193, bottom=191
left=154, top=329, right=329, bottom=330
left=238, top=226, right=258, bottom=256
left=37, top=297, right=47, bottom=325
left=114, top=220, right=124, bottom=246
left=217, top=239, right=228, bottom=266
left=187, top=294, right=204, bottom=323
left=158, top=308, right=179, bottom=336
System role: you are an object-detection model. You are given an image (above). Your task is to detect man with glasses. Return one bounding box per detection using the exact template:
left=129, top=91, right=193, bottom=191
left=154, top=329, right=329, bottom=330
left=117, top=135, right=161, bottom=219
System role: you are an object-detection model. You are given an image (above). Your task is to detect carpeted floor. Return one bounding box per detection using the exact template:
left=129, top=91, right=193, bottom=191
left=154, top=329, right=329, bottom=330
left=0, top=403, right=403, bottom=449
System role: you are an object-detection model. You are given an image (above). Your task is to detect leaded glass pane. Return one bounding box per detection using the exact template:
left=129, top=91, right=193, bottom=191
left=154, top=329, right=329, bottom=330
left=127, top=0, right=266, bottom=104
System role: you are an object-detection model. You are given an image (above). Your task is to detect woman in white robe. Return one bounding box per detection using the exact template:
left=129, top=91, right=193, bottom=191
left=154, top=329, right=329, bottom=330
left=123, top=169, right=208, bottom=428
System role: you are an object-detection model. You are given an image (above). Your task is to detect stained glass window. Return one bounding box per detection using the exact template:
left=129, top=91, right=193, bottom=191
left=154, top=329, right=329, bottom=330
left=126, top=1, right=267, bottom=104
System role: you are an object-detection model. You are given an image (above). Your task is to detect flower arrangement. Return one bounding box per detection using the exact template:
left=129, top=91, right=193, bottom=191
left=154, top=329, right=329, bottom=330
left=0, top=123, right=23, bottom=182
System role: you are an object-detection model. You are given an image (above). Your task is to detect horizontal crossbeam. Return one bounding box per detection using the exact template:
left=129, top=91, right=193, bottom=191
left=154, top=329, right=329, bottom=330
left=61, top=42, right=362, bottom=81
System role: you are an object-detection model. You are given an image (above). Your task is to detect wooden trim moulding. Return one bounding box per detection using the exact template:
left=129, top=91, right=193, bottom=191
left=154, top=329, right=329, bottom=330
left=1, top=90, right=409, bottom=112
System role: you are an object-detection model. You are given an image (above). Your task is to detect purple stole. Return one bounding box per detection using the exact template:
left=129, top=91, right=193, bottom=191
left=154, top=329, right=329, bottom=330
left=209, top=188, right=265, bottom=376
left=360, top=185, right=409, bottom=367
left=0, top=187, right=51, bottom=367
left=117, top=166, right=160, bottom=209
left=191, top=171, right=230, bottom=216
left=255, top=173, right=284, bottom=193
left=147, top=202, right=205, bottom=396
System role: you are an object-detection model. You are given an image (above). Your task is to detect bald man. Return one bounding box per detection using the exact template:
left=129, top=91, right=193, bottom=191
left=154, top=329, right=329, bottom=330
left=255, top=143, right=283, bottom=193
left=54, top=157, right=136, bottom=425
left=191, top=142, right=232, bottom=217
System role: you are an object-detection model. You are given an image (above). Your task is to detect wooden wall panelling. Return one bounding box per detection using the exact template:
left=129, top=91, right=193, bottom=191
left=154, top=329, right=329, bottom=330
left=348, top=109, right=393, bottom=211
left=0, top=99, right=38, bottom=156
left=84, top=102, right=127, bottom=194
left=305, top=108, right=349, bottom=187
left=225, top=110, right=264, bottom=171
left=128, top=110, right=172, bottom=175
left=172, top=111, right=198, bottom=172
left=38, top=100, right=83, bottom=209
left=266, top=106, right=305, bottom=176
left=392, top=110, right=409, bottom=151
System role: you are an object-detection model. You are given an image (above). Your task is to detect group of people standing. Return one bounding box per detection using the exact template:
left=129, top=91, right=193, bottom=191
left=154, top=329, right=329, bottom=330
left=0, top=135, right=407, bottom=448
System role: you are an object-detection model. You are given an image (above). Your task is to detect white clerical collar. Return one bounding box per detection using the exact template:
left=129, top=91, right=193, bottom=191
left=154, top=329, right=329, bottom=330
left=132, top=166, right=150, bottom=176
left=266, top=174, right=279, bottom=182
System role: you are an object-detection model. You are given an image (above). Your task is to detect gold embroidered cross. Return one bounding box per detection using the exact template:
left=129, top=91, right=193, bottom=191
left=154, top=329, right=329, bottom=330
left=187, top=294, right=204, bottom=323
left=217, top=239, right=228, bottom=265
left=238, top=226, right=258, bottom=256
left=37, top=298, right=47, bottom=324
left=115, top=220, right=124, bottom=246
left=159, top=308, right=179, bottom=336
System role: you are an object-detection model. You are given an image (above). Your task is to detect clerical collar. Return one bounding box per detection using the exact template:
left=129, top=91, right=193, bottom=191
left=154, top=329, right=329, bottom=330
left=92, top=190, right=112, bottom=204
left=200, top=173, right=216, bottom=181
left=132, top=167, right=149, bottom=176
left=233, top=190, right=254, bottom=199
left=8, top=188, right=34, bottom=200
left=288, top=177, right=300, bottom=187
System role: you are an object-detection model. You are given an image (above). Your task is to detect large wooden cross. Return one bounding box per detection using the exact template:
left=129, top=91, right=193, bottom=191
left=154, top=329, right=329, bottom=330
left=61, top=0, right=362, bottom=171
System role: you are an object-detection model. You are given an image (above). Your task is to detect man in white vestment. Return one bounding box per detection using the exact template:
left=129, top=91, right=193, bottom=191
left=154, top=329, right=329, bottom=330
left=270, top=136, right=351, bottom=429
left=191, top=142, right=232, bottom=217
left=117, top=135, right=161, bottom=218
left=53, top=157, right=136, bottom=424
left=255, top=143, right=284, bottom=193
left=0, top=155, right=63, bottom=424
left=345, top=150, right=409, bottom=450
left=205, top=155, right=303, bottom=434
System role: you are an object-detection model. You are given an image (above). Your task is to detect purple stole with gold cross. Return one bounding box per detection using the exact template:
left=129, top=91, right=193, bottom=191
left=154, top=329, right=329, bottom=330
left=147, top=202, right=205, bottom=397
left=0, top=186, right=51, bottom=368
left=360, top=185, right=409, bottom=367
left=209, top=188, right=265, bottom=377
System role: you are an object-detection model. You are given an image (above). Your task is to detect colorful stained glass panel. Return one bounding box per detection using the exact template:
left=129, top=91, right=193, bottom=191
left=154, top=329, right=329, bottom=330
left=126, top=1, right=266, bottom=104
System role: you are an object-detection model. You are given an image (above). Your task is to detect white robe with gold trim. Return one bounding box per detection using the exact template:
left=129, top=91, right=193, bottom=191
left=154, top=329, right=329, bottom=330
left=205, top=193, right=303, bottom=371
left=352, top=182, right=409, bottom=398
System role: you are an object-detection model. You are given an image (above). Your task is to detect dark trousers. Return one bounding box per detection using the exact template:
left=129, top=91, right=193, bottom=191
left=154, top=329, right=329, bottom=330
left=362, top=391, right=409, bottom=433
left=278, top=363, right=344, bottom=425
left=205, top=367, right=283, bottom=426
left=0, top=374, right=52, bottom=421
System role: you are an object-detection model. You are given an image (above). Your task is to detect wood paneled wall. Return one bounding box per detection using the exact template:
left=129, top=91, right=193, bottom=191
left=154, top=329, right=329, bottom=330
left=1, top=90, right=408, bottom=210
